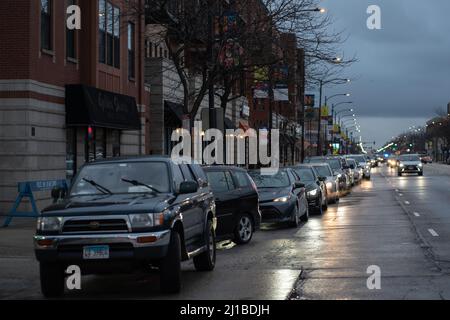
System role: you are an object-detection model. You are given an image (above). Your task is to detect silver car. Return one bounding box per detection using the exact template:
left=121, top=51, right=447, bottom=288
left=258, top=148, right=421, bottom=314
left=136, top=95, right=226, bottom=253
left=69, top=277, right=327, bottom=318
left=397, top=154, right=424, bottom=176
left=311, top=163, right=340, bottom=204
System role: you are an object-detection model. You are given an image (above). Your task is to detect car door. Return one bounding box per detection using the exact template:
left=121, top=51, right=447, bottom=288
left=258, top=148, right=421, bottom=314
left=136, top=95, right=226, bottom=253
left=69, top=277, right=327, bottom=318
left=180, top=164, right=204, bottom=240
left=233, top=170, right=258, bottom=218
left=290, top=169, right=307, bottom=213
left=205, top=170, right=237, bottom=237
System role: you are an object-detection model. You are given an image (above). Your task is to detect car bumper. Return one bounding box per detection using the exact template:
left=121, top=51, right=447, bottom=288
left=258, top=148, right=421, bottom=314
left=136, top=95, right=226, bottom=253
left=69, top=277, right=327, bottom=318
left=259, top=201, right=296, bottom=223
left=34, top=230, right=171, bottom=263
left=399, top=166, right=422, bottom=173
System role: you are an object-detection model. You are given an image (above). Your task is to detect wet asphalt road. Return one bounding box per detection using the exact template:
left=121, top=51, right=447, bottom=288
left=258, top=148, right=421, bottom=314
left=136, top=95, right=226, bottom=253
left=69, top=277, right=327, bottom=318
left=1, top=163, right=450, bottom=300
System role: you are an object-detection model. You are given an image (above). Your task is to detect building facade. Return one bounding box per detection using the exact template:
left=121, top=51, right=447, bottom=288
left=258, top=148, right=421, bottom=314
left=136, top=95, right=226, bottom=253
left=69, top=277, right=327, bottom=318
left=0, top=0, right=149, bottom=214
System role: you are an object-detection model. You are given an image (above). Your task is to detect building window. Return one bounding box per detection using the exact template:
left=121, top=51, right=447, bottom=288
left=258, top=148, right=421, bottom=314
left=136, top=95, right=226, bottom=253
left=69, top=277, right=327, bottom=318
left=66, top=0, right=76, bottom=59
left=40, top=0, right=52, bottom=51
left=98, top=0, right=120, bottom=68
left=128, top=22, right=135, bottom=79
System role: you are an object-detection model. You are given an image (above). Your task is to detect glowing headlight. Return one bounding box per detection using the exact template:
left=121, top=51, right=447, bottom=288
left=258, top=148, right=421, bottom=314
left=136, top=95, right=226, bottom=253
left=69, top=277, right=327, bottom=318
left=307, top=189, right=318, bottom=197
left=326, top=182, right=333, bottom=189
left=399, top=163, right=405, bottom=167
left=130, top=213, right=164, bottom=229
left=37, top=217, right=63, bottom=232
left=274, top=196, right=290, bottom=203
left=418, top=163, right=423, bottom=167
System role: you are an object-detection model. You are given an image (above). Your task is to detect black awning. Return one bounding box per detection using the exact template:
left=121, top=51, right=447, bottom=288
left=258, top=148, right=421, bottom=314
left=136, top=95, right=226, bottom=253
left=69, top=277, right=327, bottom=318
left=65, top=84, right=141, bottom=130
left=224, top=118, right=237, bottom=130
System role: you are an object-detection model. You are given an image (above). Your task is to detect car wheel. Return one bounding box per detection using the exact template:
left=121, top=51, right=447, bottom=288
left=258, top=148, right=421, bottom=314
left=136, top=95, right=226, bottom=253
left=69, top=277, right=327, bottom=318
left=398, top=172, right=402, bottom=177
left=322, top=194, right=328, bottom=211
left=40, top=262, right=65, bottom=298
left=419, top=172, right=423, bottom=176
left=234, top=213, right=254, bottom=244
left=193, top=219, right=216, bottom=272
left=300, top=202, right=309, bottom=222
left=316, top=196, right=324, bottom=215
left=289, top=204, right=300, bottom=228
left=160, top=231, right=181, bottom=294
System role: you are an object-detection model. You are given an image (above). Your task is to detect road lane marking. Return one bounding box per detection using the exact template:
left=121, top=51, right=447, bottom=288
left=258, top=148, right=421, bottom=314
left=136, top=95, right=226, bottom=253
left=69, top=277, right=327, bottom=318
left=428, top=229, right=439, bottom=237
left=399, top=193, right=403, bottom=197
left=413, top=212, right=420, bottom=217
left=404, top=201, right=410, bottom=205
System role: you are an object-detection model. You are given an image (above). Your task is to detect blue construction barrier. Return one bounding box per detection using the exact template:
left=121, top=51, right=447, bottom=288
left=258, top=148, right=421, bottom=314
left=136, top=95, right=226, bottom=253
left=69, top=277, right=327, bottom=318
left=2, top=180, right=68, bottom=228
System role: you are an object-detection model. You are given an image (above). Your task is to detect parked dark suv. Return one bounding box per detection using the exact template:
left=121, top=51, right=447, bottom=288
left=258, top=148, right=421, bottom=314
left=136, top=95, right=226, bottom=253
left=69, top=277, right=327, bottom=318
left=34, top=156, right=216, bottom=297
left=203, top=166, right=260, bottom=245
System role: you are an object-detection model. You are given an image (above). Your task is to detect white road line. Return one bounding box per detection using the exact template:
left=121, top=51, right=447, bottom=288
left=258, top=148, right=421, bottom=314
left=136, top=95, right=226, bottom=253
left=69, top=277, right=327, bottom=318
left=399, top=193, right=403, bottom=197
left=395, top=189, right=399, bottom=192
left=413, top=212, right=420, bottom=217
left=404, top=201, right=410, bottom=205
left=428, top=229, right=439, bottom=237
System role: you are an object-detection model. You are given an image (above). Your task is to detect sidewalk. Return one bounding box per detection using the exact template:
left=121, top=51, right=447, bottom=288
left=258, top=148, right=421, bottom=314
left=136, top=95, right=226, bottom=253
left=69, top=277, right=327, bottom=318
left=426, top=163, right=450, bottom=176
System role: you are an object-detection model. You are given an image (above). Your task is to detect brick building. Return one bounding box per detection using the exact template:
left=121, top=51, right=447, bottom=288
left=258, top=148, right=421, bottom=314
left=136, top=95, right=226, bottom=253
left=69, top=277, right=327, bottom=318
left=0, top=0, right=149, bottom=214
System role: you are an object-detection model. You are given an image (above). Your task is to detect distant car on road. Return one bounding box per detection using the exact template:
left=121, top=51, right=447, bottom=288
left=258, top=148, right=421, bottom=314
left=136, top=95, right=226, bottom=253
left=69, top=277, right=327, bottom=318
left=419, top=153, right=433, bottom=164
left=346, top=158, right=361, bottom=184
left=305, top=157, right=351, bottom=193
left=388, top=155, right=398, bottom=168
left=203, top=166, right=260, bottom=245
left=345, top=154, right=371, bottom=180
left=397, top=154, right=423, bottom=176
left=249, top=168, right=309, bottom=227
left=310, top=163, right=340, bottom=204
left=291, top=165, right=328, bottom=214
left=34, top=156, right=216, bottom=297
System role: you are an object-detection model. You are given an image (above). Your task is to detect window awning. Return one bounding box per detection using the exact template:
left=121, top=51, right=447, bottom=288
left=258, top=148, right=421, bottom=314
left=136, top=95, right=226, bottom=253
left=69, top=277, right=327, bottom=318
left=65, top=84, right=141, bottom=130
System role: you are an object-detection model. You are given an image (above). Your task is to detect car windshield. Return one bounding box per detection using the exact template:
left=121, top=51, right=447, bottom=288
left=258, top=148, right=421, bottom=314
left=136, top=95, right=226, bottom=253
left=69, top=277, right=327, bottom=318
left=313, top=165, right=332, bottom=177
left=293, top=168, right=315, bottom=182
left=70, top=161, right=171, bottom=196
left=249, top=170, right=290, bottom=188
left=325, top=159, right=342, bottom=170
left=350, top=156, right=366, bottom=163
left=399, top=155, right=420, bottom=162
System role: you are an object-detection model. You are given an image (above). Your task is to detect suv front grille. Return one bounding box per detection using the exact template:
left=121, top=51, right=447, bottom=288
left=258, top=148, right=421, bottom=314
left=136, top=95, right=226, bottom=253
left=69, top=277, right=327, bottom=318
left=62, top=219, right=129, bottom=233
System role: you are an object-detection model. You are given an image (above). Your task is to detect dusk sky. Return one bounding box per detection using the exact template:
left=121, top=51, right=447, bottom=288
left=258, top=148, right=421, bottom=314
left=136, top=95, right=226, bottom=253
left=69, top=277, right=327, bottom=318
left=313, top=0, right=450, bottom=148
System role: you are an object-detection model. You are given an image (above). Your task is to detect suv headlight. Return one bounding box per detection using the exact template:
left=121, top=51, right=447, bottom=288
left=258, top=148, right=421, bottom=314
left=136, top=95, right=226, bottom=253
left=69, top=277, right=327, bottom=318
left=274, top=196, right=290, bottom=203
left=37, top=217, right=63, bottom=232
left=399, top=163, right=405, bottom=167
left=130, top=213, right=164, bottom=229
left=307, top=189, right=318, bottom=197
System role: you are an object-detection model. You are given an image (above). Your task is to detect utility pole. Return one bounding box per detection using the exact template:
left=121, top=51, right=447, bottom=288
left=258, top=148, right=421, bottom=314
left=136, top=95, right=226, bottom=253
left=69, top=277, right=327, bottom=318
left=208, top=0, right=216, bottom=130
left=317, top=80, right=323, bottom=156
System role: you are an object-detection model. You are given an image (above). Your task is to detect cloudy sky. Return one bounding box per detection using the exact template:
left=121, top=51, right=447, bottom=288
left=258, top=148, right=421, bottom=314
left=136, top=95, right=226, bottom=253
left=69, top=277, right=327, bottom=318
left=314, top=0, right=450, bottom=148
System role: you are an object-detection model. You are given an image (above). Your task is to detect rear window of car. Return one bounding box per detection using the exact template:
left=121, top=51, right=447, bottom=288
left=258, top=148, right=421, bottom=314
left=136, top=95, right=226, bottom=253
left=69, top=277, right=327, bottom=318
left=206, top=171, right=236, bottom=193
left=234, top=171, right=251, bottom=188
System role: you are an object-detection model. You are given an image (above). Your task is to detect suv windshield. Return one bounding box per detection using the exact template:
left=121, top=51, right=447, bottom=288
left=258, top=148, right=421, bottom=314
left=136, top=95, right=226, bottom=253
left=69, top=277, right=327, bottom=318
left=399, top=155, right=420, bottom=162
left=249, top=170, right=290, bottom=188
left=70, top=161, right=171, bottom=196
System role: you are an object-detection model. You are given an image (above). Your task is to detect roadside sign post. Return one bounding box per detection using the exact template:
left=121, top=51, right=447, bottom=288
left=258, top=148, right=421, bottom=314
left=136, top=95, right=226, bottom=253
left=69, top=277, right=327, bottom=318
left=2, top=180, right=68, bottom=228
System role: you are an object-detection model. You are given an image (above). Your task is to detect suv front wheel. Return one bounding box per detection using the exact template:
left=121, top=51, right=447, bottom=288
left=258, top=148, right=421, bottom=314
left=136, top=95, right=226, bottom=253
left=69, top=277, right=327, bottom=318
left=193, top=219, right=216, bottom=271
left=160, top=231, right=181, bottom=294
left=40, top=262, right=65, bottom=298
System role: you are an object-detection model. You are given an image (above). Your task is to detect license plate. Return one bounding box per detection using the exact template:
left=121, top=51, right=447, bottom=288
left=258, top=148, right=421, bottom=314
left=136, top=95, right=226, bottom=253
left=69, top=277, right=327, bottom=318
left=83, top=245, right=109, bottom=260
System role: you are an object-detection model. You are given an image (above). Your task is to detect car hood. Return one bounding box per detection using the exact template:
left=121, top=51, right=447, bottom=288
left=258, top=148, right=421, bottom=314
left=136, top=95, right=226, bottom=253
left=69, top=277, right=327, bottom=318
left=303, top=182, right=319, bottom=192
left=41, top=193, right=176, bottom=217
left=258, top=187, right=291, bottom=202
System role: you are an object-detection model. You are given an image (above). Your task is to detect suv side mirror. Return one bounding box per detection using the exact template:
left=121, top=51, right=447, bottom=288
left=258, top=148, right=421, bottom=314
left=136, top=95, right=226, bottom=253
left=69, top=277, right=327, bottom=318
left=294, top=181, right=305, bottom=189
left=343, top=165, right=350, bottom=170
left=318, top=176, right=327, bottom=182
left=51, top=187, right=66, bottom=203
left=349, top=164, right=355, bottom=169
left=179, top=181, right=199, bottom=194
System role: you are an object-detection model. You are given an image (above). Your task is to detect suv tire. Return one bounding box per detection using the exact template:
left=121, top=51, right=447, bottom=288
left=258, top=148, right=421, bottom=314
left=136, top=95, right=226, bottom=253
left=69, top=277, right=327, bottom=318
left=234, top=213, right=254, bottom=244
left=40, top=262, right=65, bottom=298
left=160, top=231, right=181, bottom=294
left=194, top=219, right=216, bottom=271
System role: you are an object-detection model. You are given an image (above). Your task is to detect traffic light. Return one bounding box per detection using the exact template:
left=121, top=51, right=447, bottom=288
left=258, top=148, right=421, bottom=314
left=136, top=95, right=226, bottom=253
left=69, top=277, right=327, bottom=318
left=88, top=126, right=94, bottom=140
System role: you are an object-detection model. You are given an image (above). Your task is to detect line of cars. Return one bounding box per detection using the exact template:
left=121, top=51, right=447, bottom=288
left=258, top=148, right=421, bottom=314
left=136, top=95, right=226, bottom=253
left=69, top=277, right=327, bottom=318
left=33, top=154, right=371, bottom=297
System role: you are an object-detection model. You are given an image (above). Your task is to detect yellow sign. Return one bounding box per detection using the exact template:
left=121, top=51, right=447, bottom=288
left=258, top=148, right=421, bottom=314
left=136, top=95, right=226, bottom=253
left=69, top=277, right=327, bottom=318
left=321, top=105, right=329, bottom=117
